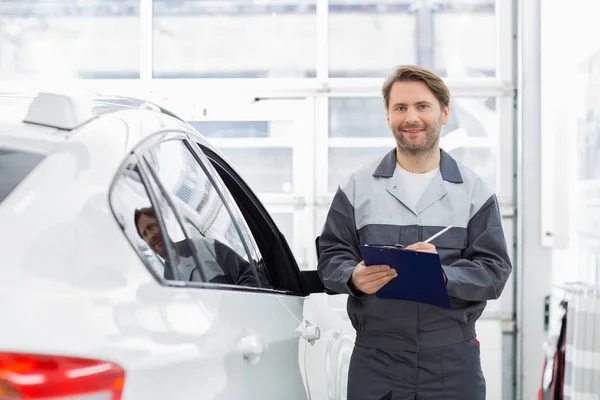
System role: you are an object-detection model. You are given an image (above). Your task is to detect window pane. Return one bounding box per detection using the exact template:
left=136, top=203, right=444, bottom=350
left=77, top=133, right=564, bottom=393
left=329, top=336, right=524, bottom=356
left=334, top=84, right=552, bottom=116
left=153, top=0, right=317, bottom=79
left=0, top=149, right=44, bottom=203
left=0, top=2, right=140, bottom=80
left=328, top=0, right=496, bottom=78
left=269, top=211, right=294, bottom=251
left=219, top=147, right=294, bottom=193
left=191, top=121, right=269, bottom=139
left=448, top=147, right=497, bottom=191
left=191, top=120, right=294, bottom=139
left=328, top=147, right=391, bottom=192
left=329, top=98, right=388, bottom=138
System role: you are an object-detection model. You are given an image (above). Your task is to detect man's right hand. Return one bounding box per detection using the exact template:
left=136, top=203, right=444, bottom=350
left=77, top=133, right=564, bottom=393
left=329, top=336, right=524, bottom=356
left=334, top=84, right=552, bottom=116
left=350, top=261, right=397, bottom=294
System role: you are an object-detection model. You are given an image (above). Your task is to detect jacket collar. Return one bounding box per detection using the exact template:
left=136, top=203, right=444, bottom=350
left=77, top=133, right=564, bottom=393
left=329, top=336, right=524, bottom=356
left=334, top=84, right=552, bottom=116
left=373, top=148, right=463, bottom=183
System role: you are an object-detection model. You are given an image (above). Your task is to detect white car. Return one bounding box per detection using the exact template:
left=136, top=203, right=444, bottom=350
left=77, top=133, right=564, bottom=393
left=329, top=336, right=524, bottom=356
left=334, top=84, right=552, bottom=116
left=0, top=92, right=355, bottom=400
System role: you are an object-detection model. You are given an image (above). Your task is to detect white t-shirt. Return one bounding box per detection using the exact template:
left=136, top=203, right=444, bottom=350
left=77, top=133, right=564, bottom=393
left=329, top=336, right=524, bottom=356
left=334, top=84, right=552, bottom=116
left=395, top=164, right=440, bottom=208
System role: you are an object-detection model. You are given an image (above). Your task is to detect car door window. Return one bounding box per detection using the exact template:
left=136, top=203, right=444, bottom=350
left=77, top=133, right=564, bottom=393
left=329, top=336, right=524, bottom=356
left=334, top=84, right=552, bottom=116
left=142, top=138, right=270, bottom=288
left=110, top=139, right=270, bottom=289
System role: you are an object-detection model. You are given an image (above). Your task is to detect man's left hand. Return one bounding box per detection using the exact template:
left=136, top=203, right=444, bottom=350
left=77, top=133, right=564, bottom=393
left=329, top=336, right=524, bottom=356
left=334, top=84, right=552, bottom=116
left=406, top=242, right=437, bottom=254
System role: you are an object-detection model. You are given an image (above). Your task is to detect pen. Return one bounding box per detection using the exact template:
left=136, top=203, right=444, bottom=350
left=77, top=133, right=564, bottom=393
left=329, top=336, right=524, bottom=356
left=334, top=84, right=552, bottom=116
left=423, top=225, right=453, bottom=243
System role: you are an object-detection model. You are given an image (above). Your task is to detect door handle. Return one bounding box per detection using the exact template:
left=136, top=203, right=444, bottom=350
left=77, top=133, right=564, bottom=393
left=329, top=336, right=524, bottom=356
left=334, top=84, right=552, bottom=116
left=302, top=321, right=321, bottom=344
left=236, top=335, right=267, bottom=364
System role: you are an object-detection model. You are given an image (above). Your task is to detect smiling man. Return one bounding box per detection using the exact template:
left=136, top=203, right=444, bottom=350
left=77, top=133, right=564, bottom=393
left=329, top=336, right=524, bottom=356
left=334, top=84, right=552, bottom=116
left=317, top=65, right=512, bottom=399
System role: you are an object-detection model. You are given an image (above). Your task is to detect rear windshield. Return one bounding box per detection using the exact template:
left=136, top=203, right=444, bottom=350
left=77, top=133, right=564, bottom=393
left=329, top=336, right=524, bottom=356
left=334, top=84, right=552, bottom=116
left=0, top=149, right=44, bottom=203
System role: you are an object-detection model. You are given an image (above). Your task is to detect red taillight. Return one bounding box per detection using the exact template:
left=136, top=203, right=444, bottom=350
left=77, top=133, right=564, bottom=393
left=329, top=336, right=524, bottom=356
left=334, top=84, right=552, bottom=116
left=0, top=352, right=125, bottom=399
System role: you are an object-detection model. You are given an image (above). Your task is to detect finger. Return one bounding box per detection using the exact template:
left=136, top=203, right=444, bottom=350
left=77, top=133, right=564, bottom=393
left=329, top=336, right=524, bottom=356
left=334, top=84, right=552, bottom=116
left=364, top=274, right=397, bottom=292
left=360, top=270, right=397, bottom=284
left=361, top=264, right=392, bottom=274
left=407, top=242, right=435, bottom=252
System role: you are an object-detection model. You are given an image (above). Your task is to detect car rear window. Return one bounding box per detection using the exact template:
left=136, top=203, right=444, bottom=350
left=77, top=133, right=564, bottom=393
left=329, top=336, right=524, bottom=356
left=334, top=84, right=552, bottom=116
left=0, top=149, right=44, bottom=203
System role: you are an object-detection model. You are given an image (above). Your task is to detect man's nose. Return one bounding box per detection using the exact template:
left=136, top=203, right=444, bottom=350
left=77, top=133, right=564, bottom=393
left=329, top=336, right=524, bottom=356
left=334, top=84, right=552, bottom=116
left=405, top=108, right=419, bottom=123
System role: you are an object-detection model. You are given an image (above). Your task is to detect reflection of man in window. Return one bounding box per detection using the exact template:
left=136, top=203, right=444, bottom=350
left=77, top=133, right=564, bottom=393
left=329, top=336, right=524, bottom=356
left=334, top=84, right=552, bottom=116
left=134, top=207, right=262, bottom=287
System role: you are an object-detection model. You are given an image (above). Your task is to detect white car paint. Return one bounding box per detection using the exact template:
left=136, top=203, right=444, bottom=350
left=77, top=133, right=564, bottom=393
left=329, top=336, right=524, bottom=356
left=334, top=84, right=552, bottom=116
left=0, top=94, right=355, bottom=400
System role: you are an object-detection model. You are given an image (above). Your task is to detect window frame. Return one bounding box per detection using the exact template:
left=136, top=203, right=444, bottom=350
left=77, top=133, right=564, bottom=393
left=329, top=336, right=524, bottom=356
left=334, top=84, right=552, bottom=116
left=109, top=130, right=295, bottom=295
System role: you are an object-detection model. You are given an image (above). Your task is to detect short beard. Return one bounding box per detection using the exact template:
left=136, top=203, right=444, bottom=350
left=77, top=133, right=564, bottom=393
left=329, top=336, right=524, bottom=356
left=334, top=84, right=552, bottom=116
left=394, top=126, right=440, bottom=156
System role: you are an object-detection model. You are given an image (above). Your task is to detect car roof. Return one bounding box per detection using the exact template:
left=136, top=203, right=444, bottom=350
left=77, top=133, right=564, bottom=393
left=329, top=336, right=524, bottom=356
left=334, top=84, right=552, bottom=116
left=0, top=91, right=217, bottom=156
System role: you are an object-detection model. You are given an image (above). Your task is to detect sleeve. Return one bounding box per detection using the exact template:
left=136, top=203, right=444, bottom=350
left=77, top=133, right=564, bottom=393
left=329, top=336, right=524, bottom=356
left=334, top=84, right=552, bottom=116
left=214, top=240, right=262, bottom=288
left=441, top=194, right=513, bottom=301
left=317, top=186, right=363, bottom=296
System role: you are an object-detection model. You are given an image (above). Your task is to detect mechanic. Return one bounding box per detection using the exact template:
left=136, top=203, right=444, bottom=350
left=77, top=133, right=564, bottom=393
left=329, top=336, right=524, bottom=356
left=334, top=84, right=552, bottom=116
left=134, top=207, right=262, bottom=287
left=317, top=65, right=513, bottom=399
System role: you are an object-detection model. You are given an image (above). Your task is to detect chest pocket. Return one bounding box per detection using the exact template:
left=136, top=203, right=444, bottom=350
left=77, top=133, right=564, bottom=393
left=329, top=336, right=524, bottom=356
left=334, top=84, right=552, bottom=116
left=423, top=226, right=468, bottom=266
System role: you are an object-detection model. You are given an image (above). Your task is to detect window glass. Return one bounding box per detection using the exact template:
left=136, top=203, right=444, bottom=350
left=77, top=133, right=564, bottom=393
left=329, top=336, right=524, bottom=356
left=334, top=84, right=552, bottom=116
left=0, top=1, right=140, bottom=81
left=143, top=139, right=269, bottom=288
left=191, top=121, right=269, bottom=139
left=328, top=147, right=391, bottom=193
left=153, top=0, right=317, bottom=79
left=0, top=149, right=44, bottom=203
left=218, top=147, right=294, bottom=193
left=328, top=0, right=496, bottom=78
left=110, top=143, right=268, bottom=289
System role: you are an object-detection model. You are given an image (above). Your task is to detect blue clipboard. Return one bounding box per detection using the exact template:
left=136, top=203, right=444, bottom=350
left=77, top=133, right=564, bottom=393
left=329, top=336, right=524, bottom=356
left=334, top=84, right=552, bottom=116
left=359, top=244, right=451, bottom=309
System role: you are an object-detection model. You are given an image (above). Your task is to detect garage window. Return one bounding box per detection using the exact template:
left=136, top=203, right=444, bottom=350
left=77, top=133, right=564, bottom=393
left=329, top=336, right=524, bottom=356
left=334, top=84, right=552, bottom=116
left=0, top=149, right=44, bottom=203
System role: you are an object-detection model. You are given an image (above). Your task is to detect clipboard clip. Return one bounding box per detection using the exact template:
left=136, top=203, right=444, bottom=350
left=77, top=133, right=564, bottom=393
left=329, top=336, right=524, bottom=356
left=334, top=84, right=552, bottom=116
left=364, top=244, right=405, bottom=249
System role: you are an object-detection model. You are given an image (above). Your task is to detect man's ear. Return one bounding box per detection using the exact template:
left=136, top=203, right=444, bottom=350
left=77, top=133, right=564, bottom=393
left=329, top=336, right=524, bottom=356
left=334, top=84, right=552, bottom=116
left=385, top=109, right=391, bottom=129
left=441, top=105, right=450, bottom=125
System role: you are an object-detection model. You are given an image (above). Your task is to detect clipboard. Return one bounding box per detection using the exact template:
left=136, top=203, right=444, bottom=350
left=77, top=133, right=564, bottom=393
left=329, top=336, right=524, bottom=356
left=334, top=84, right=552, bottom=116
left=359, top=244, right=451, bottom=309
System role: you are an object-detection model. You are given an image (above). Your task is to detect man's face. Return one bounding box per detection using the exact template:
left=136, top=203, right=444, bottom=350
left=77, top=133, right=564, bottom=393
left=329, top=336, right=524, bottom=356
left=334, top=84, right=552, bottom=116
left=136, top=214, right=166, bottom=257
left=386, top=80, right=449, bottom=155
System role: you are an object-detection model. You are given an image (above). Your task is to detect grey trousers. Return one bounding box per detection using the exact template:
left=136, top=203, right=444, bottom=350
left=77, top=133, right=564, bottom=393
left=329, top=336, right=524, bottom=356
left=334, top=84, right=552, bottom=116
left=347, top=339, right=486, bottom=400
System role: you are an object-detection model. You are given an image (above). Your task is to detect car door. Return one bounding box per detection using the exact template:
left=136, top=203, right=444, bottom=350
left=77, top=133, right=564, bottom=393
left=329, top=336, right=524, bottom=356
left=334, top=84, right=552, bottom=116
left=193, top=139, right=357, bottom=400
left=134, top=131, right=311, bottom=399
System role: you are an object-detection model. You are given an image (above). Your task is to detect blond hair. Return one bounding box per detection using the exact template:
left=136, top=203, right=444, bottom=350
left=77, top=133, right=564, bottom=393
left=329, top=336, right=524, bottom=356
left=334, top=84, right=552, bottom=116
left=382, top=65, right=450, bottom=110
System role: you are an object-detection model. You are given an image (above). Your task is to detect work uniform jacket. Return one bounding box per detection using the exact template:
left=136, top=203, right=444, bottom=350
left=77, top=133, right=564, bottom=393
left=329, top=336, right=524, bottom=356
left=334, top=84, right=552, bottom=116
left=317, top=148, right=513, bottom=351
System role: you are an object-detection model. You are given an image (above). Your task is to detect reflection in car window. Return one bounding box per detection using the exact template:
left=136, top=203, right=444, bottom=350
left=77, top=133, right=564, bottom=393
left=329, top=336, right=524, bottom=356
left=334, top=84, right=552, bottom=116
left=111, top=145, right=268, bottom=289
left=157, top=139, right=273, bottom=287
left=110, top=162, right=169, bottom=279
left=143, top=140, right=269, bottom=288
